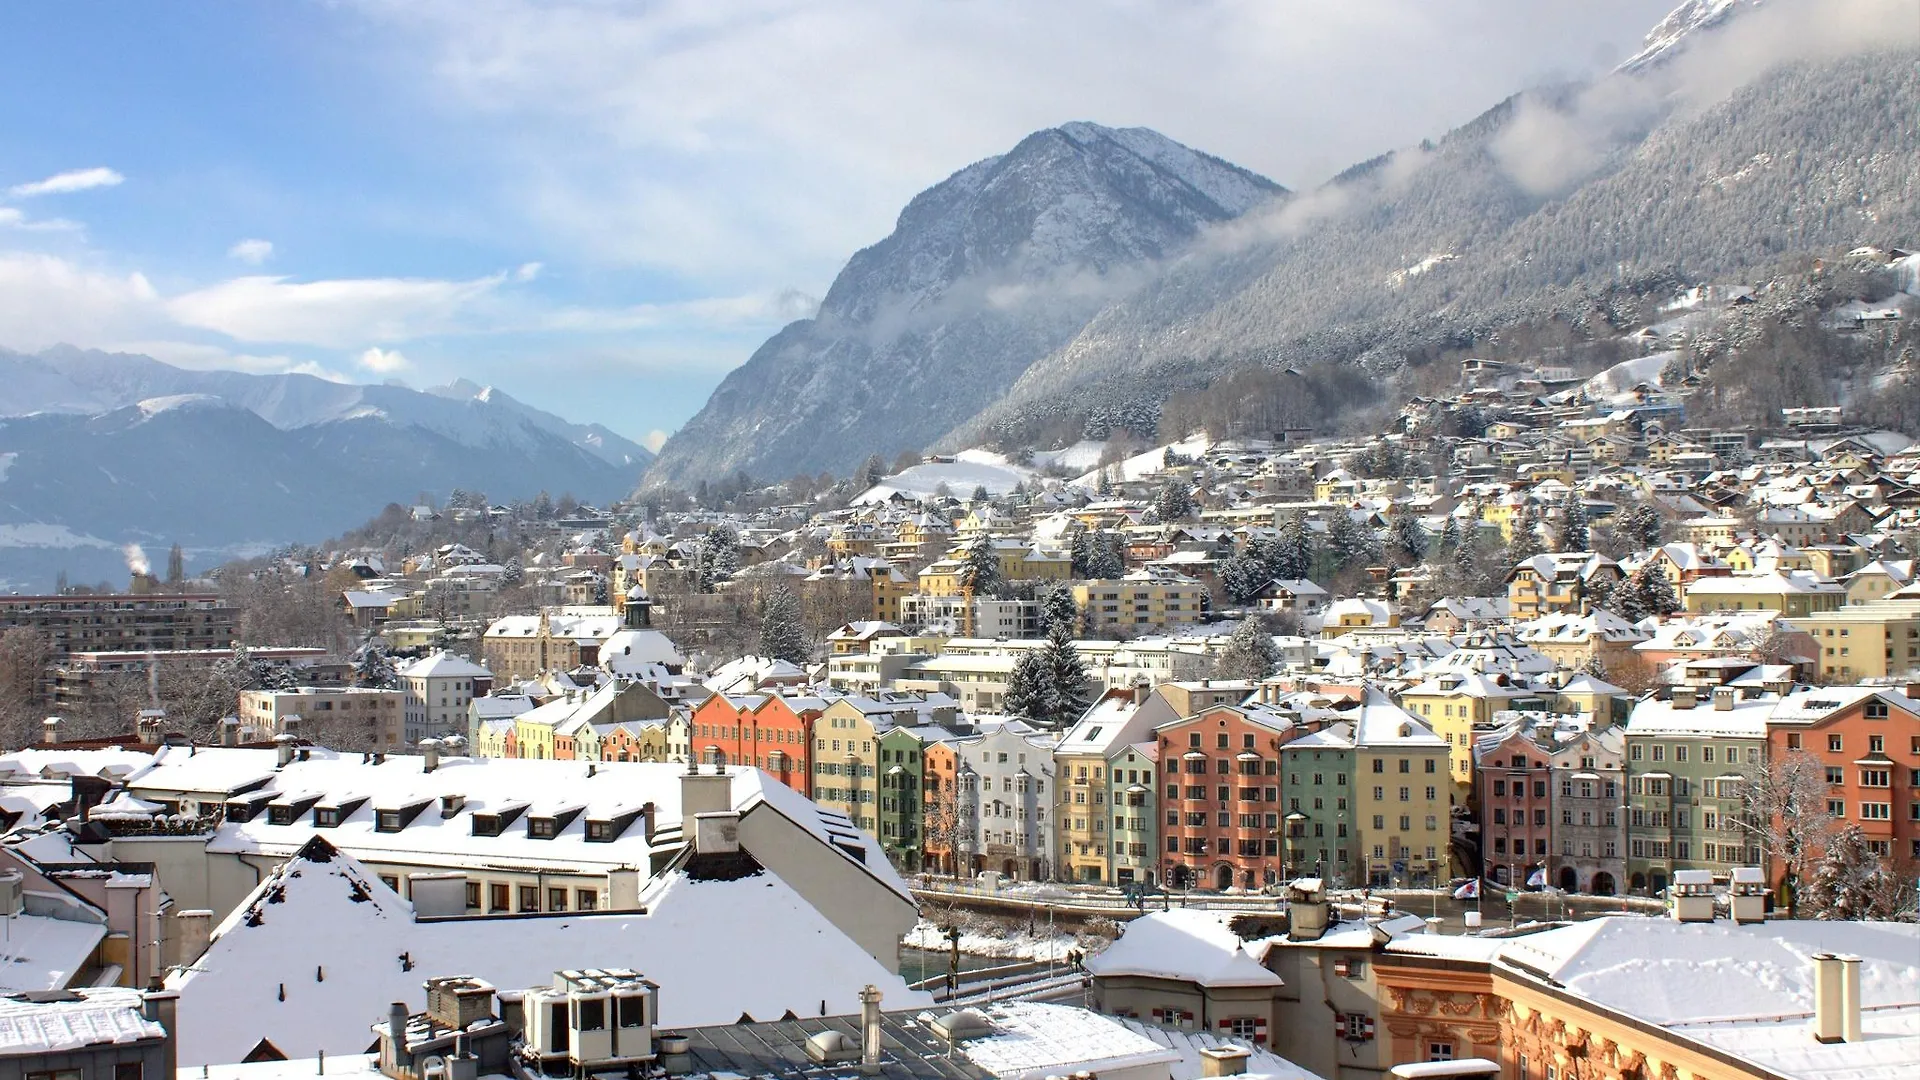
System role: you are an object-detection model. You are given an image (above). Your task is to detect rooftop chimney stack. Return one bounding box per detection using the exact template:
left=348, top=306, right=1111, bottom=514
left=40, top=716, right=60, bottom=746
left=275, top=734, right=296, bottom=769
left=421, top=739, right=441, bottom=773
left=1839, top=955, right=1863, bottom=1043
left=1201, top=1047, right=1252, bottom=1078
left=859, top=985, right=883, bottom=1074
left=1672, top=687, right=1699, bottom=710
left=1813, top=953, right=1845, bottom=1043
left=1712, top=686, right=1736, bottom=712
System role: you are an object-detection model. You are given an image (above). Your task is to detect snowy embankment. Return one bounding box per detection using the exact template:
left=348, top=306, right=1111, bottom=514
left=904, top=918, right=1105, bottom=962
left=852, top=448, right=1039, bottom=504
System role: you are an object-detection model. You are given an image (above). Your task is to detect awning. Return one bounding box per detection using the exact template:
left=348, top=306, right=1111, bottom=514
left=1571, top=772, right=1602, bottom=781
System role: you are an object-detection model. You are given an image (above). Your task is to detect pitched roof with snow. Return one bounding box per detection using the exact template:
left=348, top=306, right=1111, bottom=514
left=1083, top=908, right=1284, bottom=988
left=166, top=837, right=927, bottom=1066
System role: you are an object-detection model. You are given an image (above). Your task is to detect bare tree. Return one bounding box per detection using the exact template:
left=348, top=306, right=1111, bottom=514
left=1732, top=750, right=1834, bottom=918
left=0, top=628, right=52, bottom=748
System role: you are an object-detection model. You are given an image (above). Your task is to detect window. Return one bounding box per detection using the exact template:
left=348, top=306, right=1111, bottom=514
left=518, top=885, right=539, bottom=912
left=1827, top=766, right=1846, bottom=785
left=30, top=1070, right=83, bottom=1080
left=1427, top=1043, right=1455, bottom=1062
left=576, top=889, right=598, bottom=911
left=1862, top=802, right=1892, bottom=820
left=1829, top=799, right=1847, bottom=817
left=116, top=1065, right=143, bottom=1080
left=548, top=887, right=568, bottom=911
left=465, top=882, right=481, bottom=910
left=489, top=883, right=510, bottom=912
left=1830, top=735, right=1845, bottom=753
left=1227, top=1016, right=1260, bottom=1038
left=1862, top=768, right=1890, bottom=788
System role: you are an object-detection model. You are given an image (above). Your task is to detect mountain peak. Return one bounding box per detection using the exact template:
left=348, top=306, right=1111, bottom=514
left=1617, top=0, right=1759, bottom=73
left=644, top=123, right=1282, bottom=487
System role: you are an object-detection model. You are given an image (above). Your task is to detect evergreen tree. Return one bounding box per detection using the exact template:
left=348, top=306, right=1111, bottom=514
left=1555, top=490, right=1591, bottom=552
left=1805, top=825, right=1880, bottom=921
left=960, top=531, right=1005, bottom=598
left=1070, top=530, right=1092, bottom=577
left=1097, top=467, right=1115, bottom=497
left=1154, top=477, right=1195, bottom=522
left=1326, top=511, right=1380, bottom=571
left=1438, top=516, right=1463, bottom=555
left=1036, top=583, right=1081, bottom=638
left=1505, top=500, right=1544, bottom=567
left=1611, top=564, right=1680, bottom=621
left=1221, top=554, right=1272, bottom=604
left=352, top=633, right=397, bottom=688
left=166, top=543, right=186, bottom=586
left=1390, top=513, right=1429, bottom=564
left=593, top=577, right=610, bottom=606
left=1084, top=532, right=1126, bottom=579
left=1042, top=623, right=1092, bottom=725
left=759, top=585, right=812, bottom=664
left=1004, top=650, right=1059, bottom=724
left=861, top=454, right=886, bottom=488
left=501, top=556, right=524, bottom=587
left=1273, top=516, right=1314, bottom=581
left=971, top=484, right=989, bottom=503
left=1620, top=502, right=1665, bottom=550
left=1214, top=616, right=1281, bottom=681
left=698, top=524, right=741, bottom=592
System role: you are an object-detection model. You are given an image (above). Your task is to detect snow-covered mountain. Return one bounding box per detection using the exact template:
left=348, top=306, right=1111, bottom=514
left=641, top=121, right=1284, bottom=488
left=0, top=347, right=651, bottom=589
left=645, top=1, right=1917, bottom=489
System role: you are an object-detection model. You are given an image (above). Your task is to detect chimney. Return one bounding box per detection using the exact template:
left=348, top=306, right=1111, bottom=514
left=692, top=811, right=741, bottom=855
left=141, top=986, right=179, bottom=1080
left=1839, top=955, right=1864, bottom=1043
left=448, top=1033, right=478, bottom=1080
left=386, top=1002, right=413, bottom=1071
left=1671, top=687, right=1699, bottom=710
left=607, top=867, right=641, bottom=911
left=218, top=717, right=239, bottom=747
left=173, top=909, right=213, bottom=968
left=1712, top=686, right=1736, bottom=712
left=681, top=763, right=732, bottom=819
left=1813, top=953, right=1846, bottom=1043
left=859, top=985, right=883, bottom=1074
left=40, top=716, right=60, bottom=745
left=421, top=739, right=441, bottom=773
left=1201, top=1047, right=1252, bottom=1077
left=275, top=734, right=297, bottom=768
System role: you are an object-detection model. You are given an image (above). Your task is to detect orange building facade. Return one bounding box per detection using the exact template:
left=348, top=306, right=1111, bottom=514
left=687, top=692, right=819, bottom=797
left=1767, top=688, right=1920, bottom=879
left=1154, top=704, right=1303, bottom=890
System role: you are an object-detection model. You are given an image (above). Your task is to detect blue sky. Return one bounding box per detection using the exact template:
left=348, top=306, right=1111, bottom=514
left=0, top=0, right=1683, bottom=448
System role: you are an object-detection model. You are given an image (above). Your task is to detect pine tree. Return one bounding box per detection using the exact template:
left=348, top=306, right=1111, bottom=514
left=1555, top=490, right=1591, bottom=553
left=1042, top=623, right=1092, bottom=725
left=971, top=484, right=989, bottom=503
left=1505, top=500, right=1544, bottom=567
left=698, top=525, right=740, bottom=592
left=861, top=454, right=886, bottom=488
left=593, top=577, right=610, bottom=606
left=1221, top=554, right=1271, bottom=604
left=759, top=585, right=811, bottom=664
left=1154, top=477, right=1194, bottom=522
left=1391, top=513, right=1428, bottom=564
left=1273, top=516, right=1314, bottom=581
left=1327, top=511, right=1380, bottom=572
left=1084, top=532, right=1126, bottom=579
left=1806, top=825, right=1880, bottom=920
left=1004, top=650, right=1059, bottom=724
left=1214, top=616, right=1281, bottom=681
left=1621, top=502, right=1665, bottom=550
left=1638, top=564, right=1680, bottom=617
left=1438, top=516, right=1463, bottom=555
left=352, top=633, right=397, bottom=688
left=1070, top=530, right=1092, bottom=577
left=501, top=556, right=524, bottom=587
left=959, top=532, right=1004, bottom=598
left=1036, top=583, right=1081, bottom=638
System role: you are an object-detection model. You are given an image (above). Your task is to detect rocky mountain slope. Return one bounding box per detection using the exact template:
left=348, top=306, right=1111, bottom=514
left=641, top=122, right=1284, bottom=488
left=649, top=0, right=1920, bottom=485
left=0, top=347, right=651, bottom=588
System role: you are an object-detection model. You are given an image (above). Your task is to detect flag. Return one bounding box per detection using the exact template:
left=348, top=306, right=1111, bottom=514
left=1527, top=867, right=1548, bottom=889
left=1453, top=879, right=1480, bottom=900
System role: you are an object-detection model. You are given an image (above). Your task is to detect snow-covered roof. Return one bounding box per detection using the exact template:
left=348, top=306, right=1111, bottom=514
left=959, top=1000, right=1181, bottom=1080
left=0, top=910, right=108, bottom=993
left=1496, top=916, right=1920, bottom=1080
left=399, top=652, right=490, bottom=679
left=1114, top=1015, right=1323, bottom=1080
left=0, top=986, right=164, bottom=1054
left=1083, top=909, right=1284, bottom=988
left=167, top=838, right=928, bottom=1066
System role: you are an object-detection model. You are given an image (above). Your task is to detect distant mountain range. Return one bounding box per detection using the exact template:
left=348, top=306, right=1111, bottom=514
left=647, top=0, right=1920, bottom=486
left=0, top=346, right=651, bottom=589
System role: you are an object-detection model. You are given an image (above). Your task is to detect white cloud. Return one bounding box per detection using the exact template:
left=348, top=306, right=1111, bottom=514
left=358, top=346, right=411, bottom=372
left=514, top=261, right=542, bottom=281
left=0, top=252, right=163, bottom=350
left=228, top=238, right=274, bottom=264
left=542, top=287, right=817, bottom=333
left=643, top=429, right=669, bottom=453
left=8, top=166, right=125, bottom=198
left=166, top=271, right=509, bottom=347
left=355, top=0, right=1682, bottom=280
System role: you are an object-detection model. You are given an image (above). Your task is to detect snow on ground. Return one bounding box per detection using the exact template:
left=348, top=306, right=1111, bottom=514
left=1556, top=351, right=1678, bottom=407
left=904, top=919, right=1087, bottom=962
left=1030, top=440, right=1107, bottom=473
left=1071, top=434, right=1211, bottom=488
left=1387, top=253, right=1457, bottom=287
left=853, top=449, right=1038, bottom=504
left=135, top=393, right=227, bottom=418
left=0, top=523, right=118, bottom=550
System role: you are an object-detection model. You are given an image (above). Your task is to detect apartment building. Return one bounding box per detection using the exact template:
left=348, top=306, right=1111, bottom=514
left=1051, top=686, right=1169, bottom=882
left=1352, top=694, right=1450, bottom=887
left=955, top=724, right=1056, bottom=881
left=239, top=686, right=406, bottom=748
left=1548, top=726, right=1627, bottom=895
left=1474, top=726, right=1556, bottom=888
left=1152, top=701, right=1301, bottom=891
left=1399, top=672, right=1535, bottom=796
left=1787, top=598, right=1920, bottom=681
left=0, top=592, right=236, bottom=659
left=1505, top=552, right=1622, bottom=620
left=1279, top=721, right=1356, bottom=883
left=1071, top=571, right=1210, bottom=632
left=1767, top=686, right=1920, bottom=867
left=400, top=652, right=493, bottom=745
left=1623, top=686, right=1770, bottom=894
left=1105, top=740, right=1159, bottom=886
